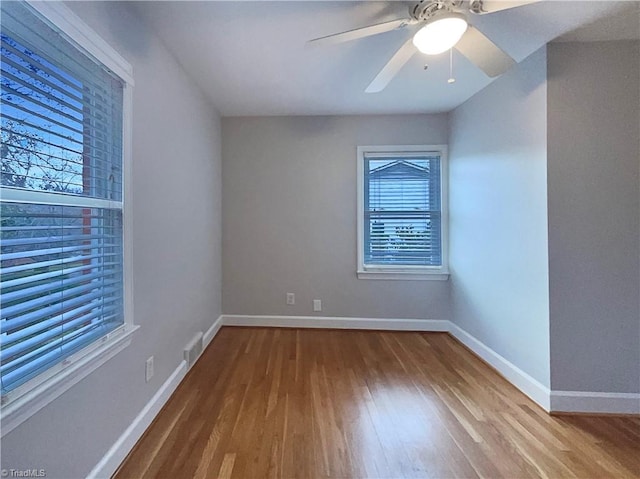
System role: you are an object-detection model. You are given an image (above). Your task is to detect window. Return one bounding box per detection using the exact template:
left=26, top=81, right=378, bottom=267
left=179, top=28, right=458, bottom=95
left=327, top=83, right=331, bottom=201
left=357, top=145, right=448, bottom=280
left=0, top=0, right=136, bottom=431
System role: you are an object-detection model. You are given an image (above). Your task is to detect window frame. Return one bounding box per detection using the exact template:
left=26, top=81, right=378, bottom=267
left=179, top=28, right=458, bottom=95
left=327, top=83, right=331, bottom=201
left=356, top=145, right=449, bottom=281
left=0, top=0, right=137, bottom=436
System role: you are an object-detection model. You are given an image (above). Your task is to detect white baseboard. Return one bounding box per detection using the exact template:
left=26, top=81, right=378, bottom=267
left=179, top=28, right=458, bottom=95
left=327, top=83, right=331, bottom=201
left=447, top=322, right=552, bottom=411
left=550, top=391, right=640, bottom=415
left=447, top=322, right=640, bottom=415
left=204, top=315, right=224, bottom=348
left=88, top=314, right=638, bottom=479
left=86, top=360, right=188, bottom=479
left=221, top=314, right=449, bottom=331
left=88, top=316, right=224, bottom=479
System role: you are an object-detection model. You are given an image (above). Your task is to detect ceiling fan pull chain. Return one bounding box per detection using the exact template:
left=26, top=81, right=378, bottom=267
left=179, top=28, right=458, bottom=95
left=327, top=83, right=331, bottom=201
left=448, top=48, right=456, bottom=84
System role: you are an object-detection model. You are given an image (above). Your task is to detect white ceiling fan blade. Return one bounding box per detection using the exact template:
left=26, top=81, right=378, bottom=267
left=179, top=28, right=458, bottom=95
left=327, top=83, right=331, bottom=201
left=469, top=0, right=542, bottom=15
left=454, top=26, right=515, bottom=77
left=365, top=38, right=416, bottom=93
left=308, top=18, right=412, bottom=47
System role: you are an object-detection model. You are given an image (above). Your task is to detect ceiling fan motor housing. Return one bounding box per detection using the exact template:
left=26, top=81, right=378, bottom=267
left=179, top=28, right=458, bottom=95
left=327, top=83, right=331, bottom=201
left=410, top=0, right=464, bottom=21
left=469, top=1, right=487, bottom=14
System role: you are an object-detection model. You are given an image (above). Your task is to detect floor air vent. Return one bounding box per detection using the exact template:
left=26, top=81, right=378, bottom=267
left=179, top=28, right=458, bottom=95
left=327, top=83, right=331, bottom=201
left=184, top=331, right=204, bottom=368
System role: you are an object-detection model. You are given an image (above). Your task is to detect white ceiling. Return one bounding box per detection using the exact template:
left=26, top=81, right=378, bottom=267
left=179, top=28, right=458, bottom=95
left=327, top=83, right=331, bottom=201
left=133, top=1, right=640, bottom=116
left=556, top=1, right=640, bottom=42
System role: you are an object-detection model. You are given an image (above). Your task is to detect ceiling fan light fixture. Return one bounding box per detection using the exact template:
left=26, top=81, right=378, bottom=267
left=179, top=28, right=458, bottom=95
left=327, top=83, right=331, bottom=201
left=412, top=12, right=468, bottom=55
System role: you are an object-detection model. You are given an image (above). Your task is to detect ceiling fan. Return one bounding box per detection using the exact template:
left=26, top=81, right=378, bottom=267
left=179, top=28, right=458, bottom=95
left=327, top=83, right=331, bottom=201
left=308, top=0, right=540, bottom=93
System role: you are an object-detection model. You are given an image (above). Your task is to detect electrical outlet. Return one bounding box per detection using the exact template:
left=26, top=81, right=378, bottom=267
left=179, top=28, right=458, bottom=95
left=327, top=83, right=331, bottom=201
left=313, top=299, right=322, bottom=312
left=286, top=293, right=295, bottom=305
left=145, top=356, right=154, bottom=382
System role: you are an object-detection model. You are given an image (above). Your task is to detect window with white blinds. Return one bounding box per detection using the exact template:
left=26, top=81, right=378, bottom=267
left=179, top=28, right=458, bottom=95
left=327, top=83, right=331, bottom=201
left=1, top=1, right=129, bottom=401
left=357, top=146, right=448, bottom=279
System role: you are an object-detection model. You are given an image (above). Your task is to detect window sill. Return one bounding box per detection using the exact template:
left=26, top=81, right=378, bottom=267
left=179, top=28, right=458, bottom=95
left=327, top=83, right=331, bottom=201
left=357, top=270, right=450, bottom=281
left=1, top=324, right=139, bottom=437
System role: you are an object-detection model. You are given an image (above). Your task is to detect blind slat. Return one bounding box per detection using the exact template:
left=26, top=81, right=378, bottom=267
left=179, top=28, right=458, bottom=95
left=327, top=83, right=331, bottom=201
left=2, top=303, right=121, bottom=366
left=2, top=88, right=118, bottom=135
left=1, top=298, right=120, bottom=355
left=2, top=321, right=105, bottom=375
left=0, top=12, right=123, bottom=105
left=1, top=322, right=120, bottom=391
left=364, top=156, right=442, bottom=266
left=2, top=232, right=120, bottom=247
left=1, top=6, right=123, bottom=201
left=1, top=203, right=123, bottom=392
left=1, top=295, right=120, bottom=346
left=2, top=119, right=122, bottom=161
left=1, top=62, right=86, bottom=117
left=2, top=92, right=84, bottom=135
left=0, top=251, right=120, bottom=276
left=0, top=243, right=120, bottom=261
left=1, top=279, right=120, bottom=322
left=1, top=261, right=120, bottom=289
left=2, top=267, right=122, bottom=304
left=1, top=34, right=121, bottom=111
left=2, top=108, right=123, bottom=149
left=1, top=285, right=119, bottom=337
left=1, top=0, right=125, bottom=396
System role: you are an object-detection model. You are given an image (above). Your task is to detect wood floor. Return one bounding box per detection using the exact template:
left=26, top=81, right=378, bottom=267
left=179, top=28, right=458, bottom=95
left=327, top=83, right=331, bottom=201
left=115, top=328, right=640, bottom=478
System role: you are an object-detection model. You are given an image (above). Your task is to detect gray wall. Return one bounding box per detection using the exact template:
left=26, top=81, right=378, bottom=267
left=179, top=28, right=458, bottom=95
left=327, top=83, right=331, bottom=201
left=1, top=2, right=223, bottom=477
left=547, top=41, right=640, bottom=393
left=222, top=115, right=450, bottom=319
left=448, top=48, right=551, bottom=387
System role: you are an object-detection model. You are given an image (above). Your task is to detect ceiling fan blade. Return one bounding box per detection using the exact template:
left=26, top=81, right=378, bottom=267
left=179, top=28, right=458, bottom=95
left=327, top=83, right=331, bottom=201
left=469, top=0, right=542, bottom=15
left=454, top=26, right=515, bottom=77
left=365, top=38, right=416, bottom=93
left=308, top=18, right=412, bottom=47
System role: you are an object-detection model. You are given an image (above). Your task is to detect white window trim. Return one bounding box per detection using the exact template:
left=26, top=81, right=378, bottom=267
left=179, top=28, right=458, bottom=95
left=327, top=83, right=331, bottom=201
left=0, top=0, right=137, bottom=436
left=356, top=145, right=449, bottom=281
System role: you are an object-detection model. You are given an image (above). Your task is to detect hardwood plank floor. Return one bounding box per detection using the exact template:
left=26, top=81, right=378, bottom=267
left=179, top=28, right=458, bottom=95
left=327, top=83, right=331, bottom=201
left=115, top=328, right=640, bottom=478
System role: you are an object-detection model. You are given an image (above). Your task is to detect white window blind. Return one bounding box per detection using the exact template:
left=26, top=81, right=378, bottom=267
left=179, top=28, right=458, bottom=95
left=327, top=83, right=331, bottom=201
left=1, top=1, right=125, bottom=396
left=363, top=153, right=442, bottom=267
